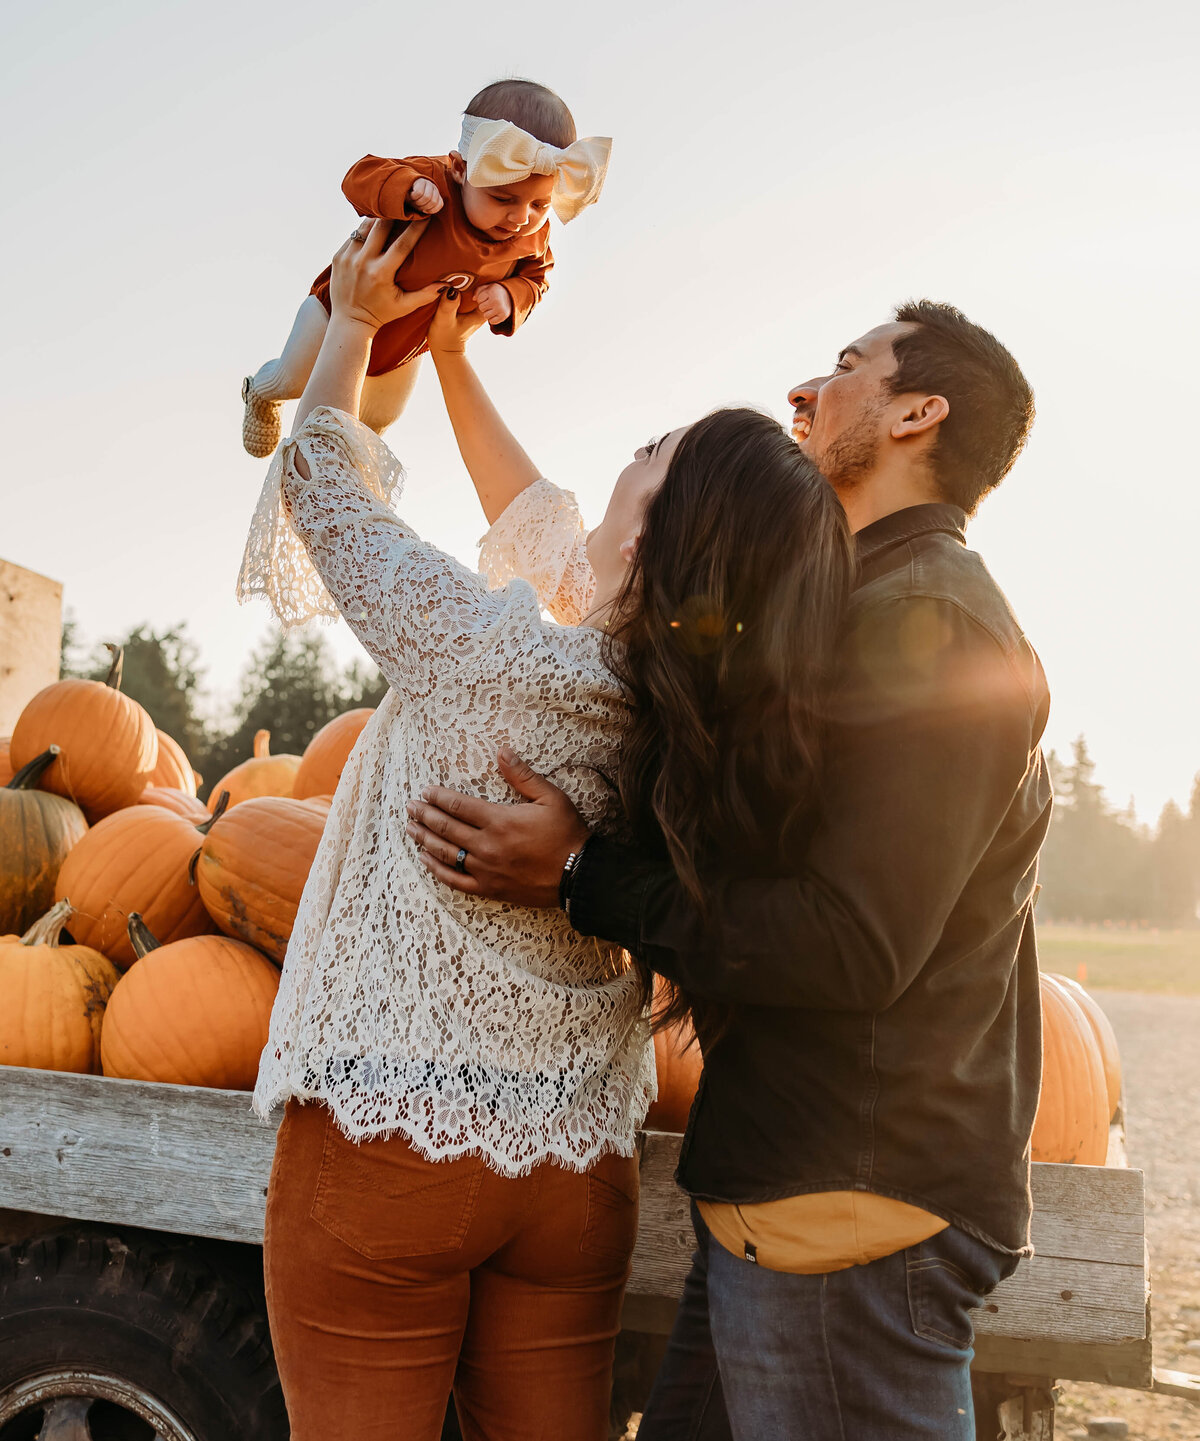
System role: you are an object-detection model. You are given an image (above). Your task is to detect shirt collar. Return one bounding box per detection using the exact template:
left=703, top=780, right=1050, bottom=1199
left=853, top=502, right=967, bottom=570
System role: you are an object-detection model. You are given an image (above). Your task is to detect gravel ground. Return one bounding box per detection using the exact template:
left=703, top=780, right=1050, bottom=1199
left=1055, top=990, right=1200, bottom=1440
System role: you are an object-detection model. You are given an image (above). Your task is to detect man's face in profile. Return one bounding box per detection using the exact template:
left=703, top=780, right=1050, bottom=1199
left=788, top=322, right=913, bottom=494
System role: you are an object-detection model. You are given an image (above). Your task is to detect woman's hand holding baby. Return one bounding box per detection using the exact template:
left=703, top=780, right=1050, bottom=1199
left=428, top=289, right=488, bottom=355
left=328, top=218, right=445, bottom=332
left=474, top=283, right=514, bottom=327
left=292, top=219, right=443, bottom=434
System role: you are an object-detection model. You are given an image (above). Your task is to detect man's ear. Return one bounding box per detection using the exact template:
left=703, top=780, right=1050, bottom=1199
left=448, top=151, right=467, bottom=183
left=891, top=394, right=949, bottom=440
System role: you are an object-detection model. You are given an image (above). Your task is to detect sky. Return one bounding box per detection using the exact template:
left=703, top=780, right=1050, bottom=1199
left=2, top=0, right=1198, bottom=822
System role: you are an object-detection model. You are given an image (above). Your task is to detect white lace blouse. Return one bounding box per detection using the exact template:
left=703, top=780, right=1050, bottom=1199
left=242, top=408, right=654, bottom=1174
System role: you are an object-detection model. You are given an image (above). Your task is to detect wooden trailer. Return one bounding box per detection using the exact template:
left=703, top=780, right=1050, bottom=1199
left=0, top=1067, right=1196, bottom=1440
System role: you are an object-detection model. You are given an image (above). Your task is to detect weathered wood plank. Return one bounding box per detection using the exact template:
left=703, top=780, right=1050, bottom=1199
left=974, top=1332, right=1153, bottom=1390
left=627, top=1130, right=695, bottom=1297
left=0, top=1070, right=1150, bottom=1368
left=978, top=1254, right=1146, bottom=1343
left=1152, top=1367, right=1200, bottom=1404
left=0, top=558, right=62, bottom=734
left=0, top=1068, right=277, bottom=1245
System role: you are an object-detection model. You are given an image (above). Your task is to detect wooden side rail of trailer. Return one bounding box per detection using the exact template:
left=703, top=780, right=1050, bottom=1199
left=1, top=1067, right=1196, bottom=1439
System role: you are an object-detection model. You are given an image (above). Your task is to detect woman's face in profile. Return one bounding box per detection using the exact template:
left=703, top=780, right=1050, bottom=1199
left=586, top=428, right=686, bottom=603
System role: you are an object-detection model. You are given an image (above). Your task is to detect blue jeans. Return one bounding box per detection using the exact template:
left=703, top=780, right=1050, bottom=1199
left=638, top=1203, right=1018, bottom=1441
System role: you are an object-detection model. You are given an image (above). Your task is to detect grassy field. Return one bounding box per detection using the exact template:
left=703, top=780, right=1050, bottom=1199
left=1038, top=922, right=1200, bottom=995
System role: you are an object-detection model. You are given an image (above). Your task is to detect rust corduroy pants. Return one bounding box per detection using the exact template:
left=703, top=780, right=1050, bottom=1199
left=264, top=1099, right=639, bottom=1441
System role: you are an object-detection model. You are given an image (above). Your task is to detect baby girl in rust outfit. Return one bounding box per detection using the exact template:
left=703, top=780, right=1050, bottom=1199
left=242, top=78, right=610, bottom=457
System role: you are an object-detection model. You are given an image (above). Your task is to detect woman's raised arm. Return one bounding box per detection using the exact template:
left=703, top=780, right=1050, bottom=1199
left=428, top=294, right=542, bottom=526
left=239, top=218, right=514, bottom=693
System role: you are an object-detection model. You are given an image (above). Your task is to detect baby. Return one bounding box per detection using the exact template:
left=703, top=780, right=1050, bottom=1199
left=242, top=78, right=610, bottom=457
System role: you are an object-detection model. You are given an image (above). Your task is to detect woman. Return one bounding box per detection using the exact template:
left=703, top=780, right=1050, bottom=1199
left=240, top=217, right=852, bottom=1441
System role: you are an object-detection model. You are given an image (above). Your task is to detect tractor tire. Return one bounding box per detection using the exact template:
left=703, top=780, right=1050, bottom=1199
left=0, top=1227, right=287, bottom=1441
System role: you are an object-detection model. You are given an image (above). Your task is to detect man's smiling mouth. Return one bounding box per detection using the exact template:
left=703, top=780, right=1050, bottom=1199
left=792, top=414, right=813, bottom=442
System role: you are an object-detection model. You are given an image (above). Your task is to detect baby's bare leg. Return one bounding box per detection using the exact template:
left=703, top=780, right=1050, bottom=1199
left=250, top=296, right=330, bottom=400
left=360, top=357, right=422, bottom=435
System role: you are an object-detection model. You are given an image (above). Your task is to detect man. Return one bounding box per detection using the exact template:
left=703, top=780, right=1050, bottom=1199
left=406, top=301, right=1052, bottom=1439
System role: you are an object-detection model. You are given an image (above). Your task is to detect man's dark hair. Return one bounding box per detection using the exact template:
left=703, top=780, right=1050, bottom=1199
left=888, top=300, right=1034, bottom=515
left=464, top=79, right=576, bottom=149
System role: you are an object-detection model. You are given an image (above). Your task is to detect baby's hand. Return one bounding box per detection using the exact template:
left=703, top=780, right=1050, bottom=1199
left=408, top=178, right=444, bottom=215
left=475, top=283, right=513, bottom=327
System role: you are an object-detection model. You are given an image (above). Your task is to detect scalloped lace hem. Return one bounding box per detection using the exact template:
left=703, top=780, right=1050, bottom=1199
left=253, top=1058, right=655, bottom=1178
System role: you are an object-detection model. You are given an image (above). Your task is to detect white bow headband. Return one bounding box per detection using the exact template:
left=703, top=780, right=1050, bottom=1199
left=457, top=114, right=611, bottom=224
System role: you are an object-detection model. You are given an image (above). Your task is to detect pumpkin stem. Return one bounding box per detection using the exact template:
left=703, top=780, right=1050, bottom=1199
left=253, top=729, right=271, bottom=758
left=19, top=898, right=76, bottom=948
left=7, top=745, right=61, bottom=792
left=187, top=847, right=202, bottom=886
left=127, top=912, right=162, bottom=959
left=104, top=642, right=124, bottom=690
left=196, top=789, right=229, bottom=835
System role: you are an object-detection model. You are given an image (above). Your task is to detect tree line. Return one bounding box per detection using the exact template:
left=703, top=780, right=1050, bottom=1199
left=1040, top=738, right=1200, bottom=928
left=60, top=619, right=1200, bottom=928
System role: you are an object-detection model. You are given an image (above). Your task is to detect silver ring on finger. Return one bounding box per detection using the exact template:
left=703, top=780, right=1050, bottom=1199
left=454, top=847, right=469, bottom=874
left=350, top=228, right=367, bottom=243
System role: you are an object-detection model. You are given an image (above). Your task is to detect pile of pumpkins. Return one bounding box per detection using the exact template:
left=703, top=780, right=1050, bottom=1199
left=0, top=644, right=372, bottom=1092
left=0, top=649, right=1121, bottom=1161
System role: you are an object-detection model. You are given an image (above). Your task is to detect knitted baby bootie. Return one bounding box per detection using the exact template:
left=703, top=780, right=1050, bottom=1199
left=242, top=376, right=283, bottom=458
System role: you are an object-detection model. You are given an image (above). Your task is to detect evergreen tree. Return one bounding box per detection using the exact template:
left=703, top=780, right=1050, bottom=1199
left=340, top=657, right=389, bottom=709
left=198, top=628, right=347, bottom=797
left=1151, top=799, right=1197, bottom=927
left=58, top=608, right=86, bottom=679
left=1038, top=736, right=1151, bottom=922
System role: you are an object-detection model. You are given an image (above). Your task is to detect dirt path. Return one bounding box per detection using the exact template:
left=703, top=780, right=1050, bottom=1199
left=1056, top=990, right=1200, bottom=1439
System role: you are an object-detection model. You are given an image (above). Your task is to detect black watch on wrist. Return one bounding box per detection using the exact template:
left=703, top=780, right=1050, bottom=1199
left=558, top=836, right=592, bottom=912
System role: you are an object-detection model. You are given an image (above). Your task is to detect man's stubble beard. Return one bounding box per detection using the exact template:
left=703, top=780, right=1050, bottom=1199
left=814, top=399, right=886, bottom=495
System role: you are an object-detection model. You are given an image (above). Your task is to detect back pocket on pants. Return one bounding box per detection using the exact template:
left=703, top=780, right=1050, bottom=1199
left=310, top=1114, right=485, bottom=1260
left=905, top=1230, right=996, bottom=1351
left=580, top=1150, right=639, bottom=1262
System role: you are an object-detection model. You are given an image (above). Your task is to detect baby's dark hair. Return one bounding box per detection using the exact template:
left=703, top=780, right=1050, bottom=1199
left=464, top=79, right=576, bottom=148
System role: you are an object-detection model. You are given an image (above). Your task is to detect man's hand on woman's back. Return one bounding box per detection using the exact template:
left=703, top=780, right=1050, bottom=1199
left=406, top=747, right=589, bottom=906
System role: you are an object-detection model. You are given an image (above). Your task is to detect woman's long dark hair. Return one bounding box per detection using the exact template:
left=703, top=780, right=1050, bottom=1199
left=602, top=409, right=854, bottom=1048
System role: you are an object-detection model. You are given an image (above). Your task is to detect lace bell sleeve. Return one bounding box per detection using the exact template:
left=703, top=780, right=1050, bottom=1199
left=478, top=479, right=596, bottom=626
left=236, top=407, right=507, bottom=697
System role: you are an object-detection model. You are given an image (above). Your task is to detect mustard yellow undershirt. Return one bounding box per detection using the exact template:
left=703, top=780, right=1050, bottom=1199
left=698, top=1192, right=948, bottom=1274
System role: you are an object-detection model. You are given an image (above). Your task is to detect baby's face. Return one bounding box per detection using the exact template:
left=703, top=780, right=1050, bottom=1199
left=449, top=153, right=554, bottom=240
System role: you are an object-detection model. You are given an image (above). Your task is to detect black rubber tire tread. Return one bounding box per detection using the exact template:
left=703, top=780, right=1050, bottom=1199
left=0, top=1226, right=288, bottom=1441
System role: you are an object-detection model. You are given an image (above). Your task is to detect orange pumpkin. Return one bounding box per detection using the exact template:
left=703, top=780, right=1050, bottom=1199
left=149, top=730, right=198, bottom=796
left=645, top=979, right=704, bottom=1132
left=1050, top=973, right=1122, bottom=1121
left=0, top=747, right=89, bottom=937
left=54, top=799, right=225, bottom=969
left=10, top=645, right=157, bottom=821
left=0, top=737, right=13, bottom=786
left=207, top=729, right=301, bottom=812
left=136, top=786, right=211, bottom=823
left=0, top=900, right=121, bottom=1073
left=293, top=709, right=374, bottom=800
left=195, top=795, right=326, bottom=963
left=1031, top=973, right=1109, bottom=1166
left=100, top=914, right=279, bottom=1089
